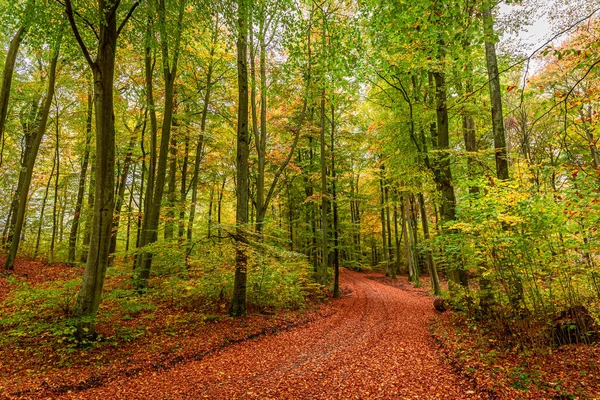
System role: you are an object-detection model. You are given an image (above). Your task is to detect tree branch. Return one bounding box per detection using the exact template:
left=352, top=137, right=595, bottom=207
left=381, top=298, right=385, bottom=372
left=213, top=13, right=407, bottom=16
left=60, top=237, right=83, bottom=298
left=117, top=0, right=141, bottom=37
left=64, top=0, right=95, bottom=68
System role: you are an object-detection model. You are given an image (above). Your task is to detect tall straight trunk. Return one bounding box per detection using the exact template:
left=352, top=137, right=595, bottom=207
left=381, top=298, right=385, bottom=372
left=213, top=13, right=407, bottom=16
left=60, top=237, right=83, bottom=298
left=109, top=131, right=138, bottom=258
left=254, top=21, right=267, bottom=234
left=0, top=6, right=32, bottom=161
left=407, top=196, right=420, bottom=285
left=483, top=5, right=509, bottom=181
left=187, top=18, right=217, bottom=242
left=125, top=163, right=137, bottom=254
left=1, top=195, right=14, bottom=246
left=34, top=153, right=56, bottom=258
left=384, top=181, right=394, bottom=279
left=319, top=88, right=329, bottom=285
left=331, top=105, right=340, bottom=298
left=81, top=159, right=95, bottom=263
left=164, top=134, right=177, bottom=240
left=418, top=193, right=440, bottom=295
left=462, top=62, right=479, bottom=195
left=68, top=90, right=92, bottom=264
left=217, top=174, right=225, bottom=241
left=6, top=96, right=41, bottom=252
left=65, top=0, right=139, bottom=338
left=433, top=70, right=468, bottom=287
left=49, top=105, right=61, bottom=265
left=139, top=14, right=158, bottom=256
left=178, top=134, right=188, bottom=239
left=401, top=196, right=415, bottom=280
left=135, top=0, right=186, bottom=290
left=230, top=0, right=250, bottom=316
left=379, top=165, right=388, bottom=276
left=393, top=196, right=401, bottom=277
left=207, top=183, right=214, bottom=238
left=4, top=48, right=59, bottom=271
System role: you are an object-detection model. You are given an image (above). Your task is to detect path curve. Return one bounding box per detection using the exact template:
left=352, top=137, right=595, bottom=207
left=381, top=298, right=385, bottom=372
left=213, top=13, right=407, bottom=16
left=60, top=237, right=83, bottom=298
left=63, top=269, right=479, bottom=399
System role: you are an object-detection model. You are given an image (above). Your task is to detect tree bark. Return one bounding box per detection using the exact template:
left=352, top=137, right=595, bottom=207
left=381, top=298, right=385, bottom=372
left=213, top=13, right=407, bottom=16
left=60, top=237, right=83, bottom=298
left=230, top=0, right=250, bottom=316
left=331, top=105, right=339, bottom=298
left=49, top=103, right=61, bottom=265
left=4, top=47, right=59, bottom=271
left=483, top=5, right=509, bottom=181
left=418, top=193, right=440, bottom=294
left=135, top=0, right=186, bottom=290
left=65, top=0, right=140, bottom=339
left=0, top=9, right=32, bottom=161
left=68, top=90, right=93, bottom=264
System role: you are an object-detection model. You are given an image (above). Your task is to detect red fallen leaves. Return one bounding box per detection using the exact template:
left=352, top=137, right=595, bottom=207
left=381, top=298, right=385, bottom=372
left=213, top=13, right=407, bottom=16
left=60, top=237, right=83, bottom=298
left=48, top=269, right=480, bottom=399
left=431, top=313, right=600, bottom=399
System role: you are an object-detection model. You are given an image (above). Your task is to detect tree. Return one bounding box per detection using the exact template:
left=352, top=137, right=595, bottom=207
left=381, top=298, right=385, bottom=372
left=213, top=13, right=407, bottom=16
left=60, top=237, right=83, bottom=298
left=230, top=0, right=250, bottom=316
left=63, top=0, right=140, bottom=339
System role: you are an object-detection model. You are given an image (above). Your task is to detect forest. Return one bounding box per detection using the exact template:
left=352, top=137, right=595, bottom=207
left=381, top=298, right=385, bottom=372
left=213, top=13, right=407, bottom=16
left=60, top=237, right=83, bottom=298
left=1, top=0, right=600, bottom=398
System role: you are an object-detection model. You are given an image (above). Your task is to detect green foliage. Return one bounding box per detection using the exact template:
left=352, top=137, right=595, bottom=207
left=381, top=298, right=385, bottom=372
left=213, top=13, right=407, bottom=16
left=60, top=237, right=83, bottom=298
left=0, top=277, right=81, bottom=347
left=439, top=171, right=600, bottom=344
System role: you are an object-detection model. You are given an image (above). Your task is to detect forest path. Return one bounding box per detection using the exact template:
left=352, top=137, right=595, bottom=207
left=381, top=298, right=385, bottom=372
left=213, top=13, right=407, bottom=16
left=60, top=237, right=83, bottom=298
left=63, top=269, right=479, bottom=399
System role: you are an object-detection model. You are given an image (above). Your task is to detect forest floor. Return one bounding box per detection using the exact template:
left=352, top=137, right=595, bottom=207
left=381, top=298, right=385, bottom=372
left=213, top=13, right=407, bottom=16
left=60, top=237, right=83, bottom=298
left=1, top=259, right=599, bottom=399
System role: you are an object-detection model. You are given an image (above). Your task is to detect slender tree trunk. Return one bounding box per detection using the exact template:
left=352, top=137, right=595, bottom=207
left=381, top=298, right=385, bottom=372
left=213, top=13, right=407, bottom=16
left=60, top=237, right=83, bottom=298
left=135, top=0, right=186, bottom=290
left=125, top=163, right=137, bottom=254
left=384, top=181, right=394, bottom=279
left=187, top=19, right=217, bottom=242
left=393, top=194, right=401, bottom=278
left=230, top=0, right=250, bottom=316
left=319, top=89, right=329, bottom=284
left=483, top=5, right=509, bottom=181
left=207, top=183, right=214, bottom=238
left=164, top=133, right=177, bottom=240
left=379, top=165, right=388, bottom=276
left=418, top=193, right=440, bottom=294
left=68, top=90, right=92, bottom=264
left=178, top=134, right=188, bottom=239
left=109, top=131, right=138, bottom=258
left=81, top=159, right=95, bottom=263
left=217, top=174, right=225, bottom=242
left=34, top=153, right=56, bottom=258
left=49, top=105, right=61, bottom=265
left=401, top=196, right=415, bottom=279
left=331, top=105, right=339, bottom=298
left=4, top=48, right=59, bottom=271
left=0, top=17, right=30, bottom=160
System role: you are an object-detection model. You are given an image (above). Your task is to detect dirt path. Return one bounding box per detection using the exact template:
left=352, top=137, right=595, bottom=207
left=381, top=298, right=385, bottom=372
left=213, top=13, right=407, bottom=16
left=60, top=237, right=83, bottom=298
left=61, top=269, right=479, bottom=399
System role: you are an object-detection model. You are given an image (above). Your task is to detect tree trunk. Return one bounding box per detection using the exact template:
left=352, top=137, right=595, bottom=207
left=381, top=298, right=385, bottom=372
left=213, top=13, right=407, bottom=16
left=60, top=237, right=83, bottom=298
left=109, top=130, right=138, bottom=259
left=135, top=0, right=186, bottom=291
left=384, top=180, right=394, bottom=279
left=331, top=105, right=339, bottom=298
left=418, top=193, right=440, bottom=295
left=379, top=165, right=388, bottom=276
left=483, top=5, right=509, bottom=181
left=68, top=91, right=93, bottom=264
left=49, top=104, right=61, bottom=265
left=433, top=70, right=468, bottom=287
left=401, top=196, right=415, bottom=280
left=65, top=0, right=138, bottom=339
left=0, top=19, right=29, bottom=160
left=164, top=133, right=177, bottom=240
left=34, top=152, right=56, bottom=258
left=230, top=0, right=250, bottom=316
left=187, top=19, right=217, bottom=242
left=4, top=48, right=59, bottom=271
left=178, top=134, right=188, bottom=239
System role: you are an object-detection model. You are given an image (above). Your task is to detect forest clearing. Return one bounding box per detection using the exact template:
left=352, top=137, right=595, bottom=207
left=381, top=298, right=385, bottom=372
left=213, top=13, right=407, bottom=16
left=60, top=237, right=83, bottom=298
left=1, top=0, right=600, bottom=398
